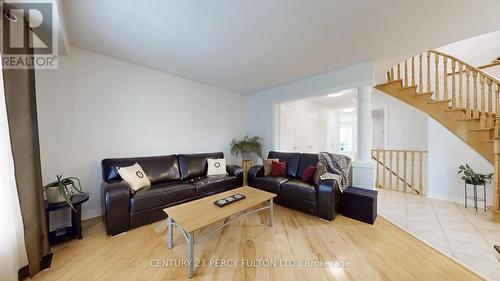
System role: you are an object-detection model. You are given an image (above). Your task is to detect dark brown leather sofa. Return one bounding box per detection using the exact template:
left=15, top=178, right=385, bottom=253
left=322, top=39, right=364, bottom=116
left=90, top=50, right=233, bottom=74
left=101, top=152, right=243, bottom=235
left=248, top=151, right=350, bottom=221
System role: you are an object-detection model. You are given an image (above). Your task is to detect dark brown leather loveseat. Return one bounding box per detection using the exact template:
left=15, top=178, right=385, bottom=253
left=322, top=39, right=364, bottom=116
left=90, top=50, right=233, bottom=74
left=101, top=152, right=242, bottom=235
left=248, top=151, right=350, bottom=221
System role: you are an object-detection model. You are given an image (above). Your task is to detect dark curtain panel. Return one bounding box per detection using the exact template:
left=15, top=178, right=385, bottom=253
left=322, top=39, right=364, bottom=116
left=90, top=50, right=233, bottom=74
left=2, top=3, right=50, bottom=277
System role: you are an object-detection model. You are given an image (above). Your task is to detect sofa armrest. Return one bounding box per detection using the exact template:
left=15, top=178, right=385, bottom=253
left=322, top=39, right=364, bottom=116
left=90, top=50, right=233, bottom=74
left=102, top=180, right=130, bottom=235
left=248, top=165, right=264, bottom=185
left=226, top=164, right=243, bottom=178
left=317, top=178, right=342, bottom=221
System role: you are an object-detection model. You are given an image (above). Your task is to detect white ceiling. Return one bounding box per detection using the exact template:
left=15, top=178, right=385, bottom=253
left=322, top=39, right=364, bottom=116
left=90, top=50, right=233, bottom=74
left=307, top=88, right=357, bottom=110
left=61, top=0, right=500, bottom=94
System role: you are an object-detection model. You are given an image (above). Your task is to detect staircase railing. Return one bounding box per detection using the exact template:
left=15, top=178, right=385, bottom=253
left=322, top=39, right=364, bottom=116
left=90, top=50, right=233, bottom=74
left=386, top=50, right=500, bottom=128
left=372, top=149, right=427, bottom=195
left=384, top=50, right=500, bottom=210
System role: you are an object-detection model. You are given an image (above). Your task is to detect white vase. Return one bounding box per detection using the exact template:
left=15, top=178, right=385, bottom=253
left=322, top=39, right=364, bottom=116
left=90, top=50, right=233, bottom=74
left=45, top=184, right=72, bottom=204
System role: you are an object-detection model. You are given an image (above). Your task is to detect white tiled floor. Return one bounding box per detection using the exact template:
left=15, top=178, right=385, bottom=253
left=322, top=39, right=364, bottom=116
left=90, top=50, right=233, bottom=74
left=378, top=189, right=500, bottom=280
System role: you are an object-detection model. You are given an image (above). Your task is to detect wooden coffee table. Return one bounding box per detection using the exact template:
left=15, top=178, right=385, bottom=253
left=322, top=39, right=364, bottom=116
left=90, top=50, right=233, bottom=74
left=163, top=186, right=276, bottom=278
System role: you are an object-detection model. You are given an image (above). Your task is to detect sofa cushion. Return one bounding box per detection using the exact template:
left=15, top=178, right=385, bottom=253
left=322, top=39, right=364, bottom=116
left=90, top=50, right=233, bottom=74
left=101, top=154, right=180, bottom=184
left=207, top=158, right=227, bottom=176
left=130, top=181, right=195, bottom=212
left=251, top=176, right=288, bottom=194
left=102, top=157, right=142, bottom=182
left=178, top=152, right=224, bottom=180
left=116, top=163, right=151, bottom=192
left=140, top=155, right=180, bottom=184
left=263, top=158, right=279, bottom=176
left=268, top=151, right=301, bottom=177
left=297, top=153, right=319, bottom=179
left=271, top=161, right=286, bottom=177
left=302, top=165, right=316, bottom=183
left=280, top=179, right=316, bottom=202
left=192, top=175, right=239, bottom=195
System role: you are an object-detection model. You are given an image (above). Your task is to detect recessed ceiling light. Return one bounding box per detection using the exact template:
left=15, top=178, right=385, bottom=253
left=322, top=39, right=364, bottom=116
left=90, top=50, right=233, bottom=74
left=340, top=107, right=355, bottom=112
left=327, top=92, right=344, bottom=98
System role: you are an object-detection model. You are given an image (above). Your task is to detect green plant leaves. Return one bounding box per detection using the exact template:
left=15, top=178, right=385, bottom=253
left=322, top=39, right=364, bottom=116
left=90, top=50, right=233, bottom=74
left=43, top=175, right=89, bottom=210
left=458, top=164, right=493, bottom=185
left=230, top=135, right=264, bottom=160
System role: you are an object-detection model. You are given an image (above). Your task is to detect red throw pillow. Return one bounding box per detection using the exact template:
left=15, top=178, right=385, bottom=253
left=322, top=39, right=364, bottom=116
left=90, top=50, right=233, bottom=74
left=271, top=161, right=287, bottom=177
left=302, top=165, right=316, bottom=183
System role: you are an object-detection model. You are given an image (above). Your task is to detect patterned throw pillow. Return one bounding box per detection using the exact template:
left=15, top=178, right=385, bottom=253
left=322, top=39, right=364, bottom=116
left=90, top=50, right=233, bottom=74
left=271, top=161, right=287, bottom=177
left=207, top=158, right=227, bottom=176
left=263, top=158, right=279, bottom=176
left=302, top=165, right=316, bottom=183
left=116, top=163, right=150, bottom=192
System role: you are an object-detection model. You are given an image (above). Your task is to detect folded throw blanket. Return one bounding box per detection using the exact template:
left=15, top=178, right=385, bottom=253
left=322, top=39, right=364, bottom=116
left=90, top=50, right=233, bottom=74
left=318, top=152, right=352, bottom=192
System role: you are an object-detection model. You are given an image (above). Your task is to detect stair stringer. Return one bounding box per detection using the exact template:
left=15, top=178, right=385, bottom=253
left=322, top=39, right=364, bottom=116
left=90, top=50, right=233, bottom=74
left=375, top=79, right=494, bottom=164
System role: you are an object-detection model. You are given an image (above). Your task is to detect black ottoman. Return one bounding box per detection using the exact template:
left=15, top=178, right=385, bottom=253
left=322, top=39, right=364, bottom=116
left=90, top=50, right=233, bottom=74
left=342, top=186, right=378, bottom=224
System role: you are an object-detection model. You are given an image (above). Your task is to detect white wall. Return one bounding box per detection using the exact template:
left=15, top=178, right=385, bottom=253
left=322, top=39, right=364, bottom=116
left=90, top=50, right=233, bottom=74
left=427, top=118, right=494, bottom=204
left=372, top=89, right=428, bottom=150
left=36, top=47, right=245, bottom=219
left=245, top=61, right=374, bottom=159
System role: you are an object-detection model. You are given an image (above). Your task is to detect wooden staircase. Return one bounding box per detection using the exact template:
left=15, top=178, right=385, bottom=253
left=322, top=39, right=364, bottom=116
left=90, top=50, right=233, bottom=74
left=374, top=50, right=500, bottom=211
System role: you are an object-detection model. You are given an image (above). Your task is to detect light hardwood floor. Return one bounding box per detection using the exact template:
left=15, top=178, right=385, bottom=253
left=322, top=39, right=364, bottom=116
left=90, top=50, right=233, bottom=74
left=32, top=204, right=483, bottom=281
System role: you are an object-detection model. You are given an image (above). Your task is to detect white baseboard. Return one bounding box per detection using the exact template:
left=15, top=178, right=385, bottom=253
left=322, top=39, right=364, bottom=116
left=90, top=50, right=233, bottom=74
left=426, top=192, right=463, bottom=204
left=82, top=208, right=102, bottom=220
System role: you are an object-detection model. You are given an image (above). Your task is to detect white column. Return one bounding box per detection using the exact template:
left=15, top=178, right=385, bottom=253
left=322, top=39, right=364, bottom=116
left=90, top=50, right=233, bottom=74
left=357, top=85, right=372, bottom=162
left=352, top=85, right=376, bottom=189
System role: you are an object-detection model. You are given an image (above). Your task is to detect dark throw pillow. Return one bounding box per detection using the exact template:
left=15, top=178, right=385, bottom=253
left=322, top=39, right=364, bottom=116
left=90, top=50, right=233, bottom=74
left=302, top=165, right=316, bottom=183
left=271, top=161, right=287, bottom=177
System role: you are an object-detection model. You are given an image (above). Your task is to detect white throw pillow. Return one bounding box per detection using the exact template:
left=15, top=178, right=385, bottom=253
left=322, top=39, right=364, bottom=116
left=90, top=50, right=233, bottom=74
left=116, top=163, right=150, bottom=192
left=207, top=158, right=227, bottom=176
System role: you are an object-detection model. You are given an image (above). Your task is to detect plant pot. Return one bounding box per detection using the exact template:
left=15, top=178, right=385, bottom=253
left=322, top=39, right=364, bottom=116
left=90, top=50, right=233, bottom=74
left=45, top=184, right=72, bottom=204
left=465, top=180, right=485, bottom=186
left=242, top=152, right=258, bottom=164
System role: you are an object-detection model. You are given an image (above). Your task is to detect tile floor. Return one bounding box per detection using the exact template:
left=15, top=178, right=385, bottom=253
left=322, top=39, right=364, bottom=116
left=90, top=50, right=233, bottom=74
left=378, top=189, right=500, bottom=280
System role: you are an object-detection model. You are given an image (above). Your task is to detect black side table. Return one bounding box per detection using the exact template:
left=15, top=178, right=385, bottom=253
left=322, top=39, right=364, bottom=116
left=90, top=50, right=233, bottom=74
left=45, top=194, right=89, bottom=245
left=464, top=181, right=486, bottom=212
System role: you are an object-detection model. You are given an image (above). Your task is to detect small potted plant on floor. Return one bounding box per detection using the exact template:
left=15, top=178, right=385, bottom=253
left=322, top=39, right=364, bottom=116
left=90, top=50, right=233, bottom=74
left=43, top=175, right=88, bottom=210
left=458, top=164, right=493, bottom=185
left=230, top=135, right=264, bottom=165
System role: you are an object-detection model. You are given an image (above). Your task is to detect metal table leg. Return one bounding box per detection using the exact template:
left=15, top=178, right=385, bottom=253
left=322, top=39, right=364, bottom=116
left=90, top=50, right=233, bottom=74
left=269, top=198, right=274, bottom=226
left=167, top=216, right=173, bottom=249
left=188, top=232, right=194, bottom=278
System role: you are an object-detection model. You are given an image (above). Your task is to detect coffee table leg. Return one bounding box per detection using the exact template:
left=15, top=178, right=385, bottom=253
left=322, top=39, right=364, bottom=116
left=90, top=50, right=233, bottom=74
left=269, top=198, right=274, bottom=226
left=167, top=216, right=173, bottom=249
left=188, top=232, right=194, bottom=278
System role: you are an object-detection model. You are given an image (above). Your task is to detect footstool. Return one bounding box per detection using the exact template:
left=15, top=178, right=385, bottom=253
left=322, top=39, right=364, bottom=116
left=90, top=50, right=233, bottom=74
left=342, top=186, right=378, bottom=224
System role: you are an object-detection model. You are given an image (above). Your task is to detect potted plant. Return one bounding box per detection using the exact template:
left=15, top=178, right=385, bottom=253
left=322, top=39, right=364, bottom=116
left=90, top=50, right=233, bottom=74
left=458, top=164, right=493, bottom=185
left=43, top=175, right=88, bottom=210
left=230, top=135, right=264, bottom=164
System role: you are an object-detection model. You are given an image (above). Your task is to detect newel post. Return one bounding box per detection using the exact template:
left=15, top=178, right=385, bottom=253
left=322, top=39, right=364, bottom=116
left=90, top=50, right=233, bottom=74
left=494, top=137, right=500, bottom=211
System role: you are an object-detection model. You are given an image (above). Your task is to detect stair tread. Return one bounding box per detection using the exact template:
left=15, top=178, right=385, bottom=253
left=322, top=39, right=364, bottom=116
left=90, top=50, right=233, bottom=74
left=412, top=92, right=433, bottom=97
left=458, top=117, right=480, bottom=121
left=446, top=107, right=466, bottom=112
left=471, top=127, right=494, bottom=131
left=429, top=99, right=451, bottom=104
left=399, top=85, right=417, bottom=90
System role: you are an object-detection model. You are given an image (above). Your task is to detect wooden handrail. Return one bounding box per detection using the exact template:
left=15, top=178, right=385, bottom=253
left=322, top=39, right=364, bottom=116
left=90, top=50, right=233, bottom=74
left=446, top=61, right=500, bottom=77
left=430, top=50, right=500, bottom=85
left=372, top=149, right=427, bottom=195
